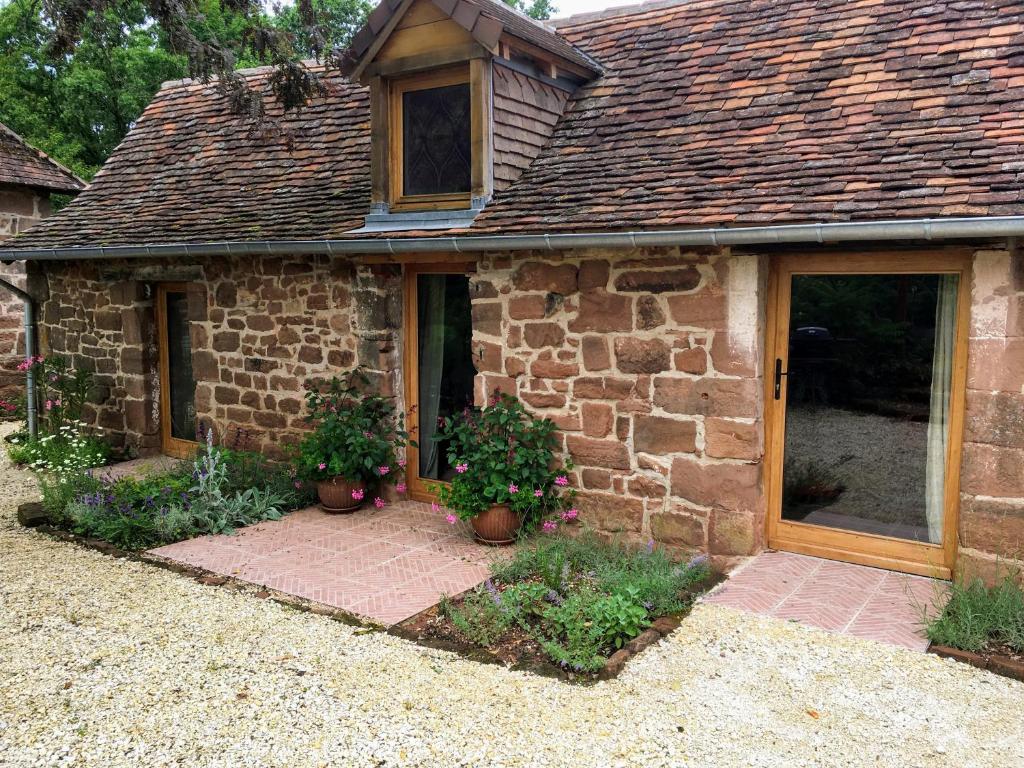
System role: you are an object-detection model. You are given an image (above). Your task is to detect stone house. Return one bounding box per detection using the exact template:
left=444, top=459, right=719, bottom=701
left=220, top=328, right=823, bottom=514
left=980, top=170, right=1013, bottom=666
left=0, top=123, right=84, bottom=397
left=3, top=0, right=1024, bottom=581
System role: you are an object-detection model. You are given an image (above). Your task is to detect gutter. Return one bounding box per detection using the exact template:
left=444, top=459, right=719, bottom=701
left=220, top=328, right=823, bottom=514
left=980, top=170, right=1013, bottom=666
left=2, top=215, right=1024, bottom=262
left=0, top=279, right=37, bottom=438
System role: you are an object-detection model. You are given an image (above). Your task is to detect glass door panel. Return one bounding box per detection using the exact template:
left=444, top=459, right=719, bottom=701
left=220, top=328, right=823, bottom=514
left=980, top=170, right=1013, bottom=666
left=410, top=271, right=476, bottom=491
left=778, top=273, right=959, bottom=545
left=157, top=285, right=199, bottom=456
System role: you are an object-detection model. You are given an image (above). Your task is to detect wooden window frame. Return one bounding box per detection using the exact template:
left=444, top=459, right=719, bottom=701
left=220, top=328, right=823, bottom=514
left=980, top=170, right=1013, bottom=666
left=402, top=262, right=476, bottom=502
left=155, top=283, right=200, bottom=459
left=763, top=251, right=972, bottom=579
left=388, top=66, right=473, bottom=211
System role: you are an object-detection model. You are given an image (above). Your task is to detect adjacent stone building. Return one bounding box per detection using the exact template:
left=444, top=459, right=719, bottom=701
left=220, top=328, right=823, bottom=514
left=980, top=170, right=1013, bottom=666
left=4, top=0, right=1024, bottom=583
left=0, top=123, right=84, bottom=400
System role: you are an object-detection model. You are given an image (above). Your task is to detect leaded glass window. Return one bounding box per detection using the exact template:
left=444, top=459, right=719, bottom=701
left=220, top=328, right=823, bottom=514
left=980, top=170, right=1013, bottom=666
left=402, top=82, right=471, bottom=197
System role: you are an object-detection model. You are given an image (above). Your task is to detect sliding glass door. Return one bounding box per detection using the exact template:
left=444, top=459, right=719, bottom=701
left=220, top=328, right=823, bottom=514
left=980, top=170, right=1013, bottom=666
left=766, top=254, right=969, bottom=578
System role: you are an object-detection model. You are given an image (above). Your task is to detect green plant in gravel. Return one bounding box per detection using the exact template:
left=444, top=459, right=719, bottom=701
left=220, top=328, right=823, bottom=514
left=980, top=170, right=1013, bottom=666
left=440, top=583, right=515, bottom=646
left=925, top=574, right=1024, bottom=653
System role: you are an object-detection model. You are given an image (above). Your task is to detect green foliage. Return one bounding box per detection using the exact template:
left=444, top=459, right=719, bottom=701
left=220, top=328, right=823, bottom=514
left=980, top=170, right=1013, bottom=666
left=293, top=370, right=410, bottom=486
left=42, top=436, right=308, bottom=550
left=925, top=575, right=1024, bottom=653
left=6, top=426, right=110, bottom=474
left=0, top=0, right=187, bottom=179
left=272, top=0, right=372, bottom=56
left=429, top=393, right=574, bottom=527
left=451, top=531, right=713, bottom=672
left=502, top=0, right=557, bottom=20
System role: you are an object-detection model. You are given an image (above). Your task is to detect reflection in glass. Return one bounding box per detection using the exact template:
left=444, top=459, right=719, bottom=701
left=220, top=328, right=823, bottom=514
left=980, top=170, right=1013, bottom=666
left=780, top=274, right=958, bottom=544
left=417, top=274, right=476, bottom=481
left=164, top=292, right=198, bottom=441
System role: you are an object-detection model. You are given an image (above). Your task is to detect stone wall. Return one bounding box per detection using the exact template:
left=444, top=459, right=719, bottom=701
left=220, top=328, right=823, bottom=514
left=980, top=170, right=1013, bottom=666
left=960, top=243, right=1024, bottom=581
left=32, top=255, right=398, bottom=456
left=469, top=247, right=766, bottom=567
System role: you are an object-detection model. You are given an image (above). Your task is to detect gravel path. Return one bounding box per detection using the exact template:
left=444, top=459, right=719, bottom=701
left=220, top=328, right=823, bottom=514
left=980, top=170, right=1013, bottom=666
left=1, top=442, right=1022, bottom=766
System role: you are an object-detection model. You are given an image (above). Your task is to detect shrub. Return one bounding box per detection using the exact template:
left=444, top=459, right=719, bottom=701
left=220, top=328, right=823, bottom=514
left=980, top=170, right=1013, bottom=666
left=293, top=370, right=411, bottom=489
left=430, top=393, right=575, bottom=530
left=42, top=433, right=310, bottom=550
left=7, top=423, right=110, bottom=473
left=925, top=574, right=1024, bottom=653
left=456, top=531, right=714, bottom=672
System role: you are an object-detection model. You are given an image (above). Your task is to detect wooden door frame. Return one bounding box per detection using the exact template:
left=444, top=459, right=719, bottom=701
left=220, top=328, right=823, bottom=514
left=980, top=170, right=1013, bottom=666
left=763, top=251, right=972, bottom=579
left=155, top=283, right=200, bottom=459
left=402, top=262, right=475, bottom=502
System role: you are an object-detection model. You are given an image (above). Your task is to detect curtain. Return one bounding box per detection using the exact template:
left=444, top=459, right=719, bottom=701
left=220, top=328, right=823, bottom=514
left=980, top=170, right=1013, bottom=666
left=925, top=275, right=958, bottom=544
left=418, top=276, right=447, bottom=479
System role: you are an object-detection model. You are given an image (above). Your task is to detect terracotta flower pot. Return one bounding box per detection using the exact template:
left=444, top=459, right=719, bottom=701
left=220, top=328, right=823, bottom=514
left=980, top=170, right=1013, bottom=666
left=316, top=477, right=366, bottom=513
left=470, top=504, right=522, bottom=546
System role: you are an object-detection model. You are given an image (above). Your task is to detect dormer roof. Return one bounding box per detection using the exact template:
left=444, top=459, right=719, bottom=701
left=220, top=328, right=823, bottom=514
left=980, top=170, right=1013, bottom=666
left=342, top=0, right=602, bottom=80
left=0, top=123, right=86, bottom=195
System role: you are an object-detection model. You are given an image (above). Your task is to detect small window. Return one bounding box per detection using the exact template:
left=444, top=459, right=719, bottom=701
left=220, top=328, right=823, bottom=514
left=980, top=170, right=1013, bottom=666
left=402, top=83, right=471, bottom=197
left=390, top=68, right=472, bottom=209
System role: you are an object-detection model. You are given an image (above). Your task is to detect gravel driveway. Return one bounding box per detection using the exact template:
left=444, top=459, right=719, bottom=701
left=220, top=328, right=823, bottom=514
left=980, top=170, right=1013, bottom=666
left=1, top=448, right=1022, bottom=767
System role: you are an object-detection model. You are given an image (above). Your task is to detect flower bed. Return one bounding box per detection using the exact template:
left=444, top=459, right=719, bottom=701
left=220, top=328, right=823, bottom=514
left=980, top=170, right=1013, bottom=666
left=396, top=530, right=716, bottom=680
left=926, top=574, right=1024, bottom=682
left=36, top=432, right=314, bottom=551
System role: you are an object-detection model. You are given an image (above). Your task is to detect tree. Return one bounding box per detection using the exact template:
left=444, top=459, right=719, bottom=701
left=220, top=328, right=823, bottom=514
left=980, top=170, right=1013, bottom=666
left=505, top=0, right=557, bottom=20
left=0, top=0, right=186, bottom=179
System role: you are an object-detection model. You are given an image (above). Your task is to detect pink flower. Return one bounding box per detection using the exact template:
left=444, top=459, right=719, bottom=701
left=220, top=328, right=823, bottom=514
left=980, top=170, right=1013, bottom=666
left=364, top=431, right=373, bottom=439
left=396, top=482, right=407, bottom=494
left=398, top=459, right=407, bottom=468
left=455, top=463, right=468, bottom=474
left=561, top=508, right=579, bottom=522
left=352, top=489, right=365, bottom=501
left=44, top=400, right=53, bottom=411
left=318, top=462, right=326, bottom=470
left=293, top=480, right=302, bottom=489
left=445, top=513, right=457, bottom=525
left=431, top=501, right=441, bottom=513
left=555, top=475, right=569, bottom=487
left=542, top=520, right=558, bottom=533
left=508, top=483, right=519, bottom=494
left=378, top=465, right=390, bottom=476
left=533, top=489, right=543, bottom=498
left=374, top=497, right=386, bottom=509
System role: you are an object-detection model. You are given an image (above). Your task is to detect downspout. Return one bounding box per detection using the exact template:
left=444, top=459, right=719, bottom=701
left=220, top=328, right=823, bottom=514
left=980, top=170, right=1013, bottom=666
left=0, top=279, right=35, bottom=438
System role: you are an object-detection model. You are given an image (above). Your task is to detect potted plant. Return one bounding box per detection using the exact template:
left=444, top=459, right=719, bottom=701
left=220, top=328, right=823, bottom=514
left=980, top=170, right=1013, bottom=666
left=430, top=393, right=575, bottom=545
left=294, top=370, right=411, bottom=513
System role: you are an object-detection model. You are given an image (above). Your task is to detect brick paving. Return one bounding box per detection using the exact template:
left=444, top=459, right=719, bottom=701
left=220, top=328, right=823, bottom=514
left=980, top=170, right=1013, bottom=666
left=703, top=551, right=947, bottom=651
left=149, top=500, right=506, bottom=626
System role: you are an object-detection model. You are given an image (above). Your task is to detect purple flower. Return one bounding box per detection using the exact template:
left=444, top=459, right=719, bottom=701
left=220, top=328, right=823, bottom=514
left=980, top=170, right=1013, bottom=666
left=544, top=589, right=563, bottom=606
left=484, top=579, right=501, bottom=606
left=646, top=539, right=655, bottom=554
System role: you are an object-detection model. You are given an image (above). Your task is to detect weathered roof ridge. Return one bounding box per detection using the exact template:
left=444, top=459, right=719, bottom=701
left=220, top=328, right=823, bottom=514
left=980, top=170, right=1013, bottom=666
left=550, top=0, right=689, bottom=28
left=0, top=122, right=86, bottom=194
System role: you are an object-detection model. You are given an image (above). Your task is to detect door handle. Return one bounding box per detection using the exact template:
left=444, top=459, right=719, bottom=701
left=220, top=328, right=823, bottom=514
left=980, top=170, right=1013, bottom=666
left=774, top=358, right=790, bottom=400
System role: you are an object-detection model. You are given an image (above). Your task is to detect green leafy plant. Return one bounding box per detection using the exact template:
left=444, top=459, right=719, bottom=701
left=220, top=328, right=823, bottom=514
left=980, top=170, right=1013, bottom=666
left=429, top=393, right=575, bottom=529
left=293, top=370, right=411, bottom=490
left=925, top=574, right=1024, bottom=653
left=448, top=531, right=714, bottom=673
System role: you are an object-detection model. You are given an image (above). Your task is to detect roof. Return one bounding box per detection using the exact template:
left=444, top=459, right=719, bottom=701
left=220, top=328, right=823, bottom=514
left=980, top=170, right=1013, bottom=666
left=0, top=123, right=85, bottom=195
left=344, top=0, right=602, bottom=77
left=8, top=0, right=1024, bottom=250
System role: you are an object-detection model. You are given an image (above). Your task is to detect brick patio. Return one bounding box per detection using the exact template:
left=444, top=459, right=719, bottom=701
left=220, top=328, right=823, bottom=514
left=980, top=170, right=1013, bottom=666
left=149, top=500, right=506, bottom=626
left=703, top=551, right=947, bottom=651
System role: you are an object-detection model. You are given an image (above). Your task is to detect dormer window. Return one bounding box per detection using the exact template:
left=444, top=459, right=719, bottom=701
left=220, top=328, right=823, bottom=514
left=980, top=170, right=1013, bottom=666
left=391, top=68, right=472, bottom=209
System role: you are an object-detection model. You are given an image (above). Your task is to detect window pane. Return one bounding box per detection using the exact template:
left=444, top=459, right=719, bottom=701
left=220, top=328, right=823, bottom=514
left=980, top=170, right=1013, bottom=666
left=164, top=292, right=198, bottom=442
left=416, top=274, right=475, bottom=481
left=402, top=83, right=471, bottom=197
left=780, top=274, right=958, bottom=544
